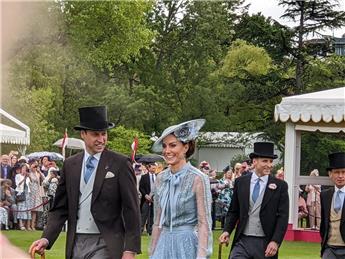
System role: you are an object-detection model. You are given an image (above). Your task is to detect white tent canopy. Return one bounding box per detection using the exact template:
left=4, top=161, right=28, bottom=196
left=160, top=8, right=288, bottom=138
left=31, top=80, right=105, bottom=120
left=0, top=123, right=29, bottom=144
left=0, top=108, right=30, bottom=145
left=274, top=87, right=345, bottom=231
left=275, top=87, right=345, bottom=124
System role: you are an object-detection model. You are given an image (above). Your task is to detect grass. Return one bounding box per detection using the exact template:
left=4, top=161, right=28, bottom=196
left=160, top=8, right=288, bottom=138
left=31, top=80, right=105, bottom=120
left=3, top=229, right=320, bottom=258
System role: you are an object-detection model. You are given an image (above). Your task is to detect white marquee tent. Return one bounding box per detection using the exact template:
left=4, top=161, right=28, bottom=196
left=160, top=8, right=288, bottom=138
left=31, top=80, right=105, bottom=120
left=274, top=87, right=345, bottom=230
left=0, top=108, right=30, bottom=152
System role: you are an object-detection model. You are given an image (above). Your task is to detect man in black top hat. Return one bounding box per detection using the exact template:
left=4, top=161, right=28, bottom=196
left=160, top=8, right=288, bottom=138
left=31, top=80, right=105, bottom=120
left=30, top=106, right=141, bottom=259
left=320, top=152, right=345, bottom=259
left=219, top=142, right=289, bottom=259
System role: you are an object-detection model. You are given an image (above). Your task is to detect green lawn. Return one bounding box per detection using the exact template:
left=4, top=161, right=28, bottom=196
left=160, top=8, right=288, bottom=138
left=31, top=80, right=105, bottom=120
left=3, top=230, right=320, bottom=258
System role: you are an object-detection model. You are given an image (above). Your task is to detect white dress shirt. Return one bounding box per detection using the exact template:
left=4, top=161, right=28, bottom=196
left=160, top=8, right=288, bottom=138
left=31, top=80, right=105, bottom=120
left=250, top=172, right=268, bottom=199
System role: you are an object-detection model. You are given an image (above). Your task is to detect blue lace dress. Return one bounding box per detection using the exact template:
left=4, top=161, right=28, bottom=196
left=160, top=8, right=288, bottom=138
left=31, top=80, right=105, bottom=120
left=150, top=162, right=213, bottom=259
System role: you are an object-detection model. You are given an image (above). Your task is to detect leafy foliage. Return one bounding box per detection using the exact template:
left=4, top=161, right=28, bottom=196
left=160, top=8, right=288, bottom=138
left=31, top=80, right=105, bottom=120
left=61, top=0, right=154, bottom=70
left=2, top=0, right=344, bottom=173
left=220, top=39, right=273, bottom=78
left=107, top=126, right=152, bottom=156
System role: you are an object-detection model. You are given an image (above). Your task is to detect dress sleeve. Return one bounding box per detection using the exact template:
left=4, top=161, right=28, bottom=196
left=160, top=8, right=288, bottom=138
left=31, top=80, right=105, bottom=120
left=193, top=175, right=213, bottom=258
left=149, top=175, right=162, bottom=256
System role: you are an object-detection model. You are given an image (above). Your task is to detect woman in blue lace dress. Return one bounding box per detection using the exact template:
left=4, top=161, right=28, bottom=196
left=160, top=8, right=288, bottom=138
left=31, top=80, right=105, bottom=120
left=150, top=119, right=213, bottom=259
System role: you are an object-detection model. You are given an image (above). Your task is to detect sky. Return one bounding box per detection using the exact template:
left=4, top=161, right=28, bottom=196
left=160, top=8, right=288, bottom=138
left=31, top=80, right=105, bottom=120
left=245, top=0, right=345, bottom=38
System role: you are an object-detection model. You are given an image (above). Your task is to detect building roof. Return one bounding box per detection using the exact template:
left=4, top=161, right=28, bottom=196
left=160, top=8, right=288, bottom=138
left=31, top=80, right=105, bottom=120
left=198, top=132, right=264, bottom=148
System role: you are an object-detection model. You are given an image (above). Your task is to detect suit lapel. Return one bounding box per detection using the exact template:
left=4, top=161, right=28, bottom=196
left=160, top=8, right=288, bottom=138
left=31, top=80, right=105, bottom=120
left=324, top=188, right=334, bottom=226
left=70, top=152, right=84, bottom=209
left=91, top=149, right=111, bottom=204
left=261, top=175, right=275, bottom=210
left=242, top=174, right=251, bottom=213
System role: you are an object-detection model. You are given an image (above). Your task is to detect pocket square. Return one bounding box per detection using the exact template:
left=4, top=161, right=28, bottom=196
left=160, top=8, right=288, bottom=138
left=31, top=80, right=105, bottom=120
left=105, top=171, right=115, bottom=178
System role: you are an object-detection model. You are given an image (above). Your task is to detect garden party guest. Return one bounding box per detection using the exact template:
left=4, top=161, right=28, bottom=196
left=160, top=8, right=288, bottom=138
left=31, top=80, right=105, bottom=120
left=320, top=152, right=345, bottom=259
left=149, top=119, right=212, bottom=259
left=29, top=106, right=141, bottom=259
left=15, top=163, right=32, bottom=231
left=28, top=159, right=45, bottom=230
left=305, top=169, right=321, bottom=230
left=219, top=142, right=289, bottom=259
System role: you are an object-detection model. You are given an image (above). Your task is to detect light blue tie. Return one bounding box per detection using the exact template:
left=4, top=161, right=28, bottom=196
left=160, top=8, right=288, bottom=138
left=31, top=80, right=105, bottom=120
left=84, top=156, right=96, bottom=184
left=334, top=190, right=343, bottom=213
left=252, top=178, right=261, bottom=203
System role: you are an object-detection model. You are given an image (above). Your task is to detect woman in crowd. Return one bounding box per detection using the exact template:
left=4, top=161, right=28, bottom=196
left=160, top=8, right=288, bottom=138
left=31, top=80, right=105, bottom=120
left=275, top=167, right=285, bottom=180
left=149, top=119, right=212, bottom=259
left=216, top=167, right=234, bottom=229
left=28, top=159, right=45, bottom=230
left=305, top=169, right=321, bottom=230
left=15, top=163, right=32, bottom=230
left=0, top=179, right=16, bottom=230
left=42, top=167, right=59, bottom=204
left=39, top=156, right=51, bottom=177
left=42, top=167, right=59, bottom=228
left=233, top=163, right=242, bottom=179
left=10, top=155, right=18, bottom=168
left=199, top=161, right=211, bottom=176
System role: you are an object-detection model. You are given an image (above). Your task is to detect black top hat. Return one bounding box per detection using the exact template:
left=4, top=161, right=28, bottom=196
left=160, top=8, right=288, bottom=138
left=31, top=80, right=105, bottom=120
left=249, top=142, right=278, bottom=159
left=327, top=152, right=345, bottom=171
left=74, top=106, right=115, bottom=131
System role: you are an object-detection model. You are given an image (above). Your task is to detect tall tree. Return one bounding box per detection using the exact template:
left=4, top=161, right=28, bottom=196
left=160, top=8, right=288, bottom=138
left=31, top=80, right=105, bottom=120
left=234, top=13, right=294, bottom=62
left=279, top=0, right=345, bottom=93
left=60, top=0, right=154, bottom=70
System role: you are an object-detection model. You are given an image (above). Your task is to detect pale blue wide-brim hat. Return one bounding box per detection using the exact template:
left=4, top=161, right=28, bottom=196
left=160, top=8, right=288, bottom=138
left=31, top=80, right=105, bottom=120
left=152, top=119, right=206, bottom=153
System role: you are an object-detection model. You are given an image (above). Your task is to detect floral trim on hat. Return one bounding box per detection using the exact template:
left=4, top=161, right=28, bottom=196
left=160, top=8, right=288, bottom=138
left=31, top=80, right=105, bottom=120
left=152, top=119, right=205, bottom=153
left=173, top=123, right=198, bottom=143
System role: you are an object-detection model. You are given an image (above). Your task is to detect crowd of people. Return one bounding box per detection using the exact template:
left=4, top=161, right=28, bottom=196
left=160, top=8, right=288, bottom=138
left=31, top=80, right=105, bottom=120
left=0, top=153, right=60, bottom=231
left=1, top=105, right=344, bottom=259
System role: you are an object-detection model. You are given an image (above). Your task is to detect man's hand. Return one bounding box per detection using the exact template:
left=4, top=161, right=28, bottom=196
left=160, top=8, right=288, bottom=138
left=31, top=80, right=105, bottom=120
left=145, top=194, right=152, bottom=202
left=265, top=241, right=278, bottom=257
left=218, top=231, right=230, bottom=245
left=29, top=238, right=49, bottom=256
left=122, top=251, right=135, bottom=259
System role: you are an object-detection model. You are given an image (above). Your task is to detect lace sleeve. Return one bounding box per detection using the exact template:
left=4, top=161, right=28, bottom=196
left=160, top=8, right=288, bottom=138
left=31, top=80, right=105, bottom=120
left=193, top=175, right=212, bottom=258
left=149, top=175, right=162, bottom=256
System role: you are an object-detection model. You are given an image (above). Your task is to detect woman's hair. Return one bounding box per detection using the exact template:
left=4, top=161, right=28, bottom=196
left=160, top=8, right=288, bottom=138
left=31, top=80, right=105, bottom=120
left=19, top=163, right=29, bottom=172
left=185, top=140, right=195, bottom=159
left=40, top=156, right=51, bottom=163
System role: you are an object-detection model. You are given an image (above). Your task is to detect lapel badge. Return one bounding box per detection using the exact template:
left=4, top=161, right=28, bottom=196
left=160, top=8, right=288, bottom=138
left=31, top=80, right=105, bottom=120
left=268, top=183, right=277, bottom=190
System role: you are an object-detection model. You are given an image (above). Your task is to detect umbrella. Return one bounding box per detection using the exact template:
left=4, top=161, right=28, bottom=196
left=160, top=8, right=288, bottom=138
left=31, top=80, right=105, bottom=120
left=53, top=137, right=85, bottom=150
left=27, top=151, right=64, bottom=161
left=137, top=154, right=165, bottom=163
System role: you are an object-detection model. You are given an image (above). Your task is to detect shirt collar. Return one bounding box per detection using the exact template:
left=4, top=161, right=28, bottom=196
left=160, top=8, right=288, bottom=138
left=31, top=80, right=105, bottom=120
left=252, top=171, right=269, bottom=184
left=335, top=185, right=345, bottom=193
left=84, top=151, right=102, bottom=163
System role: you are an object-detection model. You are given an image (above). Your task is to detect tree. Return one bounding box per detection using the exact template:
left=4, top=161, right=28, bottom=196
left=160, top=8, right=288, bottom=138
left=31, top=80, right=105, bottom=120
left=301, top=132, right=345, bottom=176
left=234, top=13, right=294, bottom=62
left=61, top=0, right=154, bottom=70
left=220, top=39, right=273, bottom=79
left=131, top=0, right=244, bottom=134
left=107, top=126, right=152, bottom=156
left=279, top=0, right=345, bottom=93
